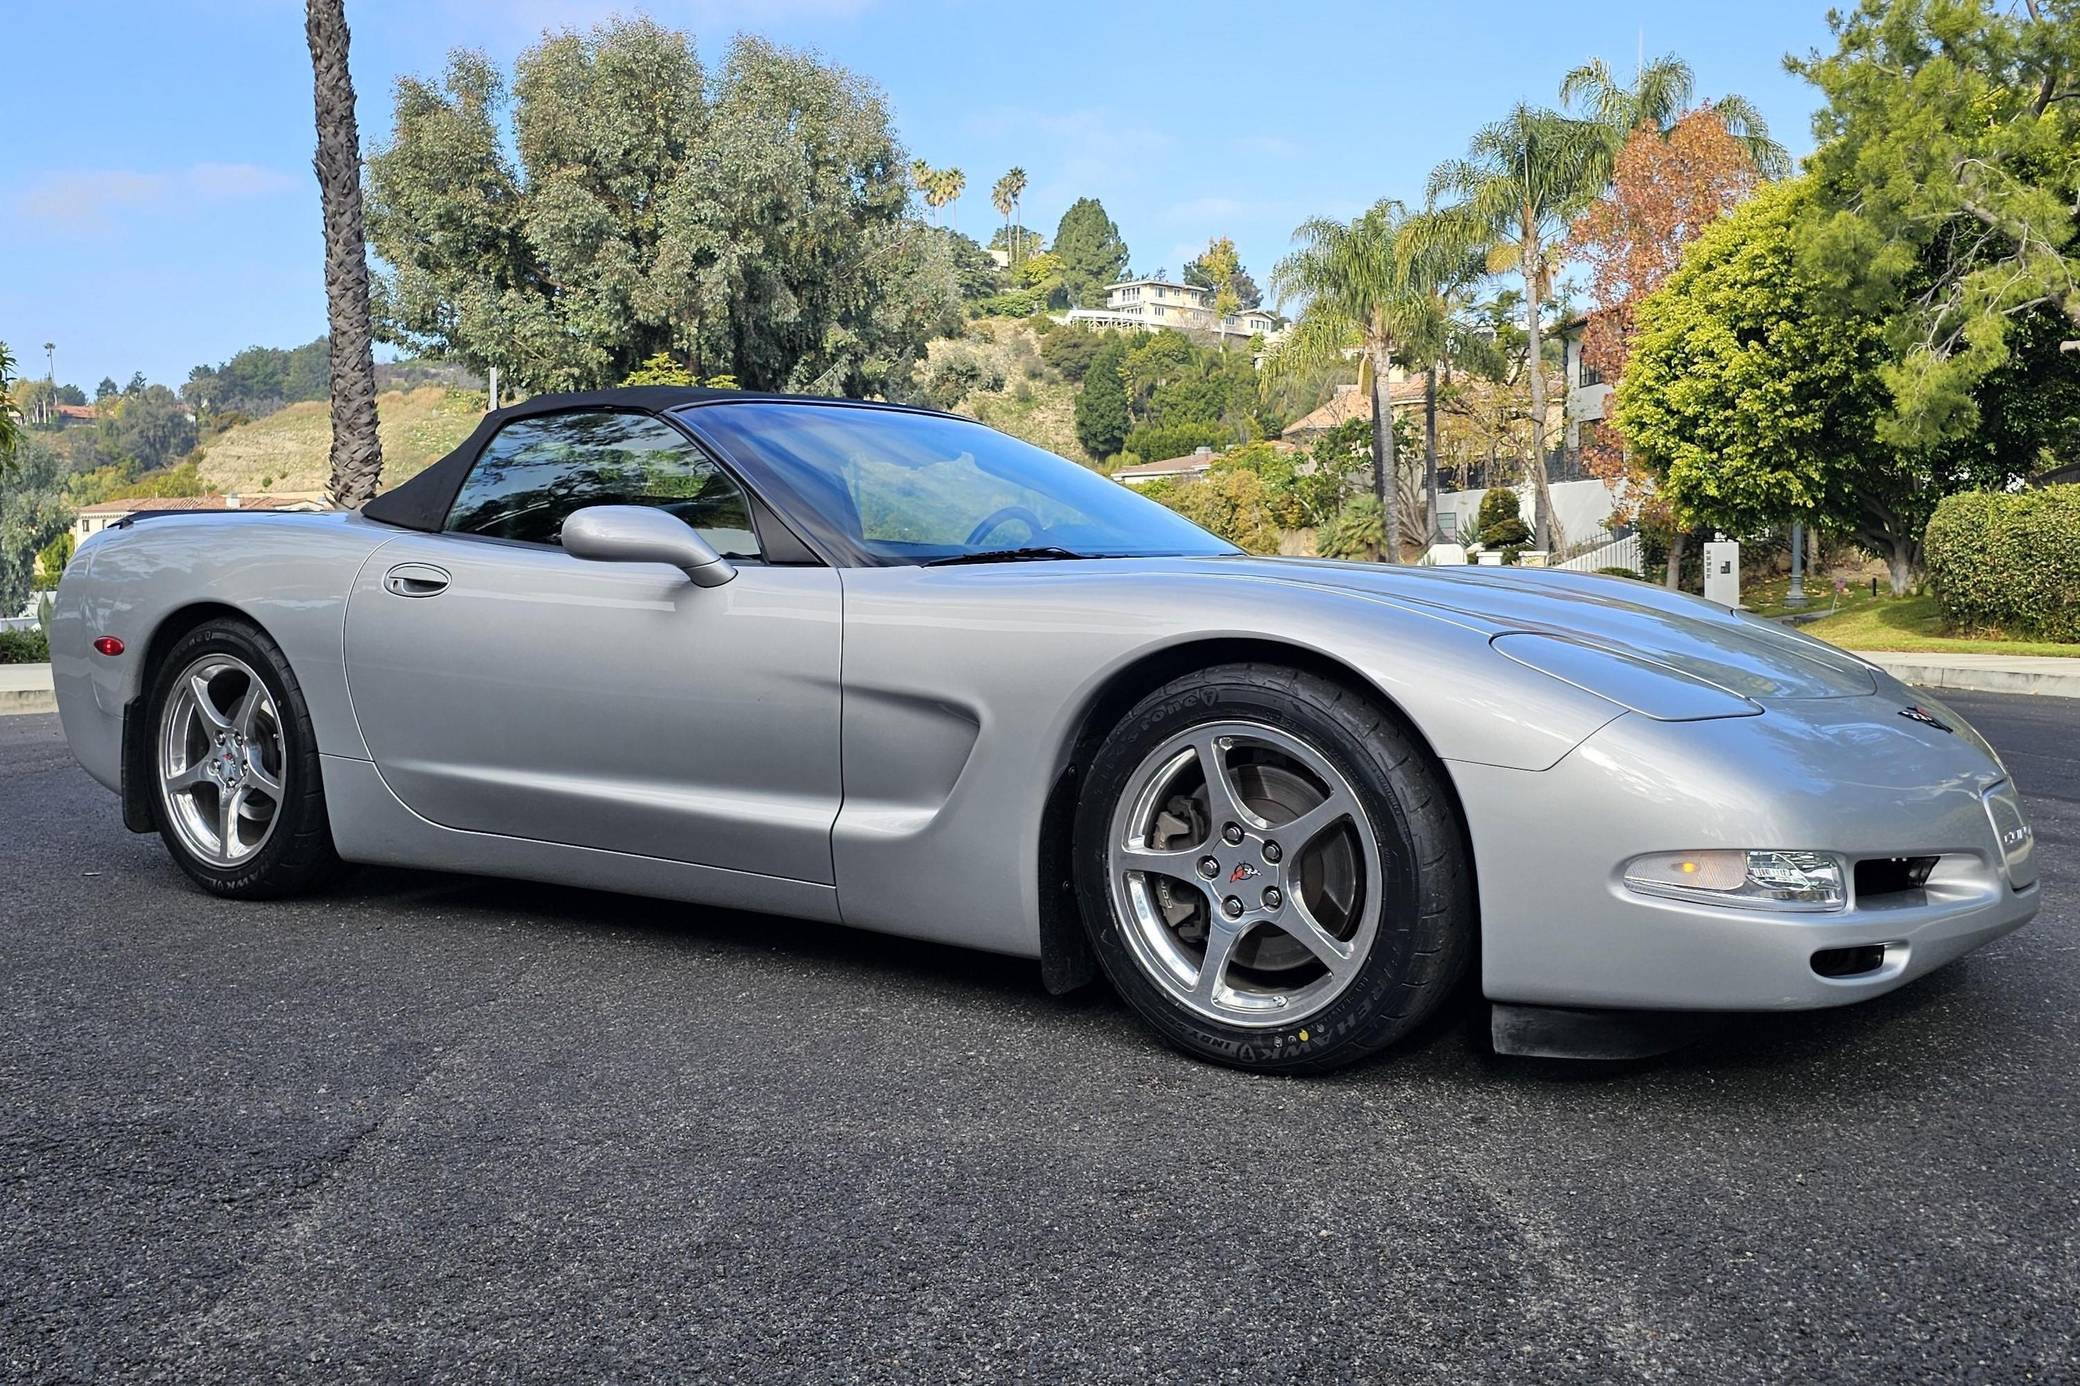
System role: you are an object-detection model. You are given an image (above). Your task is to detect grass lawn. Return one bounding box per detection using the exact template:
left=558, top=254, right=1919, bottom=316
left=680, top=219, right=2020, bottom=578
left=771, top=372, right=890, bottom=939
left=1793, top=592, right=2080, bottom=658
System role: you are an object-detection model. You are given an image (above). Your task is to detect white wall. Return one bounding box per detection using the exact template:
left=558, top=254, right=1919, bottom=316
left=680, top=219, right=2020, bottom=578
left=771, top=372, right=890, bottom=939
left=1436, top=478, right=1620, bottom=551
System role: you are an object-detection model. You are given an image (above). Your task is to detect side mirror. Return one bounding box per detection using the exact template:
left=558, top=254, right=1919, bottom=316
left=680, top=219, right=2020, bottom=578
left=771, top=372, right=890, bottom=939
left=562, top=505, right=737, bottom=587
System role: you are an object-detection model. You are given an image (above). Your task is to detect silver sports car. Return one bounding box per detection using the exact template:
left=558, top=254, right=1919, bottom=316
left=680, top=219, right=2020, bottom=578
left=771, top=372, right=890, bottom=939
left=50, top=388, right=2040, bottom=1072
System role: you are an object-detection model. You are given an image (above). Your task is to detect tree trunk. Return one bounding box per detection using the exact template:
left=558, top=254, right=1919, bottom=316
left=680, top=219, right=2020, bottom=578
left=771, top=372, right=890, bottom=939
left=307, top=0, right=383, bottom=510
left=1886, top=533, right=1916, bottom=596
left=1367, top=342, right=1398, bottom=564
left=1664, top=529, right=1686, bottom=590
left=1423, top=364, right=1441, bottom=550
left=1520, top=237, right=1560, bottom=553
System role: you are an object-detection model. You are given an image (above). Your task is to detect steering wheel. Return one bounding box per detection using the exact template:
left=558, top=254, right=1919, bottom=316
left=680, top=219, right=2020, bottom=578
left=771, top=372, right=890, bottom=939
left=964, top=505, right=1046, bottom=548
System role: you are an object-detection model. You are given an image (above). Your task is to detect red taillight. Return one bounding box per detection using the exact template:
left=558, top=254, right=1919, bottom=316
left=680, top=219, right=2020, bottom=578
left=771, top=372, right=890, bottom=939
left=93, top=636, right=124, bottom=657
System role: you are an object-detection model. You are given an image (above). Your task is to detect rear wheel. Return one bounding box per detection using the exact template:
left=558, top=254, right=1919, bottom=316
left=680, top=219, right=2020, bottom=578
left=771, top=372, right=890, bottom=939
left=1074, top=664, right=1472, bottom=1073
left=147, top=618, right=342, bottom=898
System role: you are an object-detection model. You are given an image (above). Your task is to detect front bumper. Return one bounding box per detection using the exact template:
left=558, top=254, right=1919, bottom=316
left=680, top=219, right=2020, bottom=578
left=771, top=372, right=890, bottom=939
left=1451, top=694, right=2040, bottom=1011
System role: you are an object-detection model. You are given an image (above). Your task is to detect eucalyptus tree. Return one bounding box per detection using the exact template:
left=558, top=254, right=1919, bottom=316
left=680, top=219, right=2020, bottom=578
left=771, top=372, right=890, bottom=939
left=1561, top=53, right=1790, bottom=180
left=1425, top=105, right=1605, bottom=550
left=305, top=0, right=383, bottom=508
left=1272, top=200, right=1448, bottom=561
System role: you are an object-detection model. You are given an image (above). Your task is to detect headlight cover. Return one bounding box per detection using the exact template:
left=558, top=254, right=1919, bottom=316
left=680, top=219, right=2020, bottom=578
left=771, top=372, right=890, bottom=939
left=1623, top=849, right=1846, bottom=912
left=1491, top=633, right=1762, bottom=722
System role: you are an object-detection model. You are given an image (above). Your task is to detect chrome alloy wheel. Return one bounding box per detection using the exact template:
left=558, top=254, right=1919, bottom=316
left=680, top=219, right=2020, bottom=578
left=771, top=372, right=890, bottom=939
left=1106, top=719, right=1383, bottom=1027
left=158, top=653, right=287, bottom=868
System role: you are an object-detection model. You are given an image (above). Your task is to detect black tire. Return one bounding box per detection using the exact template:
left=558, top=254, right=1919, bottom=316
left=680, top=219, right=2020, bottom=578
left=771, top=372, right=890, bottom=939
left=145, top=617, right=344, bottom=898
left=1074, top=663, right=1472, bottom=1074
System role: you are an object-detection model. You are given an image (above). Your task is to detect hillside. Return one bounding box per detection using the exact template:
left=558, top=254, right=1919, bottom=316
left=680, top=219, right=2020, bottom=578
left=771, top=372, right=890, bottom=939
left=929, top=320, right=1092, bottom=464
left=195, top=387, right=482, bottom=496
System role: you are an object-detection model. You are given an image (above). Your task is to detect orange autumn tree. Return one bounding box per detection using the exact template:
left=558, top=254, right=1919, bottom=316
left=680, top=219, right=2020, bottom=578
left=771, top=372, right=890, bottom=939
left=1564, top=107, right=1759, bottom=538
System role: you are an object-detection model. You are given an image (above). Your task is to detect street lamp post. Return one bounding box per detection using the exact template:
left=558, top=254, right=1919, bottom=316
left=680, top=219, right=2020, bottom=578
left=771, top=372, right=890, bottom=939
left=1787, top=521, right=1807, bottom=608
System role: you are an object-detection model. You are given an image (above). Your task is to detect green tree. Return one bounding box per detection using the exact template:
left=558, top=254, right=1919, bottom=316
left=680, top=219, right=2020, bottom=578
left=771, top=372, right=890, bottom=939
left=1790, top=0, right=2080, bottom=458
left=1271, top=200, right=1449, bottom=560
left=1075, top=337, right=1131, bottom=458
left=1614, top=181, right=1909, bottom=582
left=1053, top=197, right=1129, bottom=307
left=94, top=377, right=117, bottom=401
left=1426, top=104, right=1606, bottom=551
left=0, top=438, right=74, bottom=617
left=367, top=20, right=953, bottom=398
left=1184, top=242, right=1263, bottom=310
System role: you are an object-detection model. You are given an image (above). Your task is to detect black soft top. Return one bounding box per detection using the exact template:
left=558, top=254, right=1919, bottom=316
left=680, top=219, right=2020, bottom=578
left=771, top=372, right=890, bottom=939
left=359, top=385, right=928, bottom=534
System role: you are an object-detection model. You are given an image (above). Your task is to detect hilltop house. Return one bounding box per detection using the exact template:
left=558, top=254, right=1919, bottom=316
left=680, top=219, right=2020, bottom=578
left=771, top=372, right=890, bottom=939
left=72, top=493, right=327, bottom=545
left=1066, top=278, right=1283, bottom=341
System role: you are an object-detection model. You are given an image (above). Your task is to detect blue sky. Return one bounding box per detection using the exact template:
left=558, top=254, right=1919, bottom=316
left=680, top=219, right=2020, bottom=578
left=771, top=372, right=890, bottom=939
left=0, top=0, right=1841, bottom=392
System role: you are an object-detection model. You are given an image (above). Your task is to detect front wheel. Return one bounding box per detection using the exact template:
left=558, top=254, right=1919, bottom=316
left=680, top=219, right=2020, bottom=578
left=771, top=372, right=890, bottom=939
left=146, top=618, right=342, bottom=898
left=1074, top=664, right=1472, bottom=1074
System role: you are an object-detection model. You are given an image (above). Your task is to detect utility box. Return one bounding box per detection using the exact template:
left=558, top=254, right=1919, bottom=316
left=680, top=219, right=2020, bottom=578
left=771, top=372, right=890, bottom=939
left=1703, top=540, right=1741, bottom=607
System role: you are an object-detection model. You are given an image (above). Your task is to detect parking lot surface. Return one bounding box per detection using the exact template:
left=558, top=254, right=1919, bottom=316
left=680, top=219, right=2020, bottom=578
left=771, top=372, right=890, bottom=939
left=2, top=691, right=2074, bottom=1383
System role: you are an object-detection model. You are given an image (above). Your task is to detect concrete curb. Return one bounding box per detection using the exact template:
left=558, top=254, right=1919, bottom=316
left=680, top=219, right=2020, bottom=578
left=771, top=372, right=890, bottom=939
left=0, top=664, right=56, bottom=718
left=1863, top=653, right=2080, bottom=701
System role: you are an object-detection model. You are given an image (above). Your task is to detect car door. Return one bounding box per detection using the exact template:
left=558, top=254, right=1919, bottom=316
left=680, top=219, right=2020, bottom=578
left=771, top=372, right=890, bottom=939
left=343, top=408, right=843, bottom=884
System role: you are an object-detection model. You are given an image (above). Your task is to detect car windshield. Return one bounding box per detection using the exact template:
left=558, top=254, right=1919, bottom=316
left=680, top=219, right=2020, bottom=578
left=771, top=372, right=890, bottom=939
left=682, top=402, right=1240, bottom=566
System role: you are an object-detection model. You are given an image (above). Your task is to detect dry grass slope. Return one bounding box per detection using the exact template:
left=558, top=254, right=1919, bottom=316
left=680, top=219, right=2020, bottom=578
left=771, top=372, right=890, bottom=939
left=196, top=387, right=482, bottom=496
left=929, top=320, right=1092, bottom=464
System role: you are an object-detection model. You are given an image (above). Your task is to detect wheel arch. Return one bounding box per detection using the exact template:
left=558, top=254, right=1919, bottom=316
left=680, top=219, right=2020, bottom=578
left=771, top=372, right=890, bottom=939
left=1035, top=635, right=1480, bottom=995
left=121, top=601, right=276, bottom=833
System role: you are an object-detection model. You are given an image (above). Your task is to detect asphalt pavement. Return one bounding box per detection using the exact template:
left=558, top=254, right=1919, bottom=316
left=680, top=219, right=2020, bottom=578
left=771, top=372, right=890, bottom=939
left=1, top=692, right=2074, bottom=1384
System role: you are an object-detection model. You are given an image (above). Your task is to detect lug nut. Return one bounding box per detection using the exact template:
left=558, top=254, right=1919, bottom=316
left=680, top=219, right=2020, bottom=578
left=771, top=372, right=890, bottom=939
left=1262, top=841, right=1282, bottom=864
left=1197, top=856, right=1220, bottom=879
left=1222, top=896, right=1244, bottom=919
left=1262, top=887, right=1282, bottom=910
left=1222, top=823, right=1245, bottom=845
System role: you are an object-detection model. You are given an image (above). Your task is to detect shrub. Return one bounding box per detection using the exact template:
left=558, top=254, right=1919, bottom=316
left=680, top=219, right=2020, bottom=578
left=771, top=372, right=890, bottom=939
left=925, top=350, right=1004, bottom=411
left=1472, top=489, right=1522, bottom=536
left=1924, top=485, right=2080, bottom=642
left=1124, top=420, right=1228, bottom=463
left=1318, top=496, right=1384, bottom=562
left=1596, top=566, right=1644, bottom=579
left=0, top=628, right=50, bottom=664
left=1040, top=326, right=1103, bottom=382
left=970, top=290, right=1042, bottom=318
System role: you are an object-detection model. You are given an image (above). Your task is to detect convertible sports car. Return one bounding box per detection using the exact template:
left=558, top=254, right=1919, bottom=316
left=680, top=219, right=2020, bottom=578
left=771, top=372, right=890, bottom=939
left=50, top=387, right=2039, bottom=1072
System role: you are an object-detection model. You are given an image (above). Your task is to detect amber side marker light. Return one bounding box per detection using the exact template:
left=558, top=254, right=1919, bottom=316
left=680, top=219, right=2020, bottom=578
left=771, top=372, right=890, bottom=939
left=92, top=636, right=124, bottom=656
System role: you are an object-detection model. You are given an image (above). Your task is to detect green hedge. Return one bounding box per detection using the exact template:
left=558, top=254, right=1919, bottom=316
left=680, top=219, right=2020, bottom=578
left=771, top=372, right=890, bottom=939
left=0, top=629, right=50, bottom=664
left=1924, top=485, right=2080, bottom=642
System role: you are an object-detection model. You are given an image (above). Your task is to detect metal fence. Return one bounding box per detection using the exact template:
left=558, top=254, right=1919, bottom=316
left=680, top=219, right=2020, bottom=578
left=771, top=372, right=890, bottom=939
left=1553, top=531, right=1642, bottom=575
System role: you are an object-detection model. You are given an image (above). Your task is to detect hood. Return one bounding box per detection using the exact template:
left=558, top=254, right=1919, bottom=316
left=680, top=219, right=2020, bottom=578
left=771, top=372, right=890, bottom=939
left=1193, top=557, right=1878, bottom=702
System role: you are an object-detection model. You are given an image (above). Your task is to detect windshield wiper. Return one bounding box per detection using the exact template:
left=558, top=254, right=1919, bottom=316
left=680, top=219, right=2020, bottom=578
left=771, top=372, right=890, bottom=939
left=924, top=546, right=1100, bottom=566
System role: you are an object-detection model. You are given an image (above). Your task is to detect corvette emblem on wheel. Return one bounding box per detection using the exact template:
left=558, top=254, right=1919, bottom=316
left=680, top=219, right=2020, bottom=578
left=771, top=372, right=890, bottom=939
left=1228, top=862, right=1261, bottom=883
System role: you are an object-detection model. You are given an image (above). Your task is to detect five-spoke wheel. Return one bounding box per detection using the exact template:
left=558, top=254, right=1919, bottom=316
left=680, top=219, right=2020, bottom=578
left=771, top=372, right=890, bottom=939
left=145, top=617, right=341, bottom=898
left=1108, top=720, right=1381, bottom=1027
left=1076, top=664, right=1473, bottom=1073
left=158, top=653, right=287, bottom=867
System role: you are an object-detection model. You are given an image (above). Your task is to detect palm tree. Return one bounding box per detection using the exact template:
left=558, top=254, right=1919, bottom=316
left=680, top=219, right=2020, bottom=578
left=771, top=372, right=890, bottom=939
left=1561, top=54, right=1790, bottom=180
left=1272, top=200, right=1446, bottom=562
left=0, top=341, right=23, bottom=478
left=934, top=167, right=966, bottom=229
left=1424, top=104, right=1605, bottom=552
left=1398, top=230, right=1496, bottom=545
left=306, top=0, right=383, bottom=509
left=1004, top=167, right=1027, bottom=267
left=991, top=172, right=1016, bottom=264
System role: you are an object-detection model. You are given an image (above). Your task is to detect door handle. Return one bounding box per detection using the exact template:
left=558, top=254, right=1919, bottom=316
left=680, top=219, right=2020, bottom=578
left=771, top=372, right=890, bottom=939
left=383, top=563, right=450, bottom=598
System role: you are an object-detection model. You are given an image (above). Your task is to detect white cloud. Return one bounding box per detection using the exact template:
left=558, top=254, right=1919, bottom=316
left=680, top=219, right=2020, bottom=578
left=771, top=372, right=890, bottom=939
left=20, top=163, right=298, bottom=229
